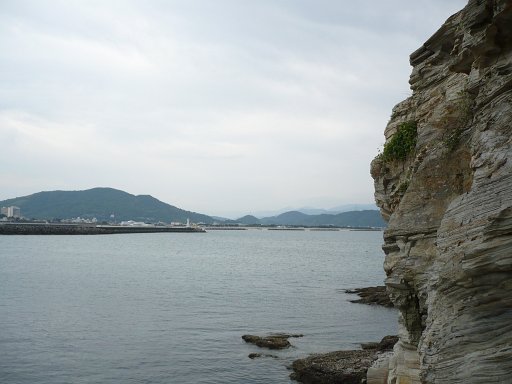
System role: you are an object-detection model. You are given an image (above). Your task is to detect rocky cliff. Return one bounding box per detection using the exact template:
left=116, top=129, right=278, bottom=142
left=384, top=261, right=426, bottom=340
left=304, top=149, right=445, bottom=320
left=370, top=1, right=512, bottom=383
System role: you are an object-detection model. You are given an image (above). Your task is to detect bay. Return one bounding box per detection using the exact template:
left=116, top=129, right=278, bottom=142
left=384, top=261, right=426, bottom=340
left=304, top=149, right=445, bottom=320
left=0, top=229, right=396, bottom=383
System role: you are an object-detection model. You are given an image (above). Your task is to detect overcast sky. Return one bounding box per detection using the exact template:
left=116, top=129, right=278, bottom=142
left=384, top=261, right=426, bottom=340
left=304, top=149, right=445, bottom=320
left=0, top=0, right=466, bottom=218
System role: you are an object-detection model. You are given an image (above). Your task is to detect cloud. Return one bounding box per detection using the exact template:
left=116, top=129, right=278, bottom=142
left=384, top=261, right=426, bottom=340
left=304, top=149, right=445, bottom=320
left=0, top=0, right=467, bottom=217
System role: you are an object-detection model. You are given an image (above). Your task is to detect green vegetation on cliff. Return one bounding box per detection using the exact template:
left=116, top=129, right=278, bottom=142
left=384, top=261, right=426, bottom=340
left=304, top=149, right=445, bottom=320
left=381, top=121, right=417, bottom=161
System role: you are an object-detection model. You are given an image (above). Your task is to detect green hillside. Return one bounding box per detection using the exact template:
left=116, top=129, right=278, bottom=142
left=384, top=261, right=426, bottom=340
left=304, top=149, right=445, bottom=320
left=234, top=215, right=261, bottom=225
left=0, top=188, right=214, bottom=224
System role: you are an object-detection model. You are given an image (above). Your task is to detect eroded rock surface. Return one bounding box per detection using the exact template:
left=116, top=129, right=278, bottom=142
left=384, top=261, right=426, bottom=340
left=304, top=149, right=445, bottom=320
left=370, top=1, right=512, bottom=383
left=290, top=336, right=398, bottom=384
left=345, top=286, right=394, bottom=307
left=290, top=349, right=376, bottom=384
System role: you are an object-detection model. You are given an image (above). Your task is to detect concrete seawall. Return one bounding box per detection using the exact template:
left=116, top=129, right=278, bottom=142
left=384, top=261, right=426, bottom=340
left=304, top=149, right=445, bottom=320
left=0, top=223, right=205, bottom=235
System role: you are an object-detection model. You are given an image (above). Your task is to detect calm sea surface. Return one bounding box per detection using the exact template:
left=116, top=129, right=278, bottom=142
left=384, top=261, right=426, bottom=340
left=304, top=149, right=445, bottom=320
left=0, top=229, right=396, bottom=384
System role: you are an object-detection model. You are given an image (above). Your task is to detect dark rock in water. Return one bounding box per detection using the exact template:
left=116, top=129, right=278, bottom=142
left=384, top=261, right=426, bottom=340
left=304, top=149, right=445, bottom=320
left=345, top=286, right=393, bottom=307
left=290, top=335, right=398, bottom=383
left=242, top=335, right=289, bottom=349
left=248, top=353, right=279, bottom=359
left=242, top=333, right=303, bottom=350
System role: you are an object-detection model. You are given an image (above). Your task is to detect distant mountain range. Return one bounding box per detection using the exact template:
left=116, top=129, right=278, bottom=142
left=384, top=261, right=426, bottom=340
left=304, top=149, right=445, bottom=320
left=229, top=210, right=385, bottom=228
left=247, top=203, right=378, bottom=218
left=0, top=188, right=385, bottom=228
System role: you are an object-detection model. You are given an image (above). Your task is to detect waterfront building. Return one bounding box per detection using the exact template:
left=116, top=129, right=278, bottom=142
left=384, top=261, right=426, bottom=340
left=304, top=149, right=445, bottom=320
left=2, top=206, right=21, bottom=218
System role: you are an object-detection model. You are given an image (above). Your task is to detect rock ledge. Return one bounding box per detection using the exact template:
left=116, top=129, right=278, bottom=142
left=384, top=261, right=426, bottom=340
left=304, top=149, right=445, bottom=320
left=290, top=336, right=398, bottom=384
left=345, top=286, right=394, bottom=308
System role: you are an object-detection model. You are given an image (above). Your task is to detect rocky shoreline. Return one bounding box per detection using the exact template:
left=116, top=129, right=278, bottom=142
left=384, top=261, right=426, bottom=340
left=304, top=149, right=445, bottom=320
left=243, top=286, right=396, bottom=383
left=290, top=335, right=398, bottom=384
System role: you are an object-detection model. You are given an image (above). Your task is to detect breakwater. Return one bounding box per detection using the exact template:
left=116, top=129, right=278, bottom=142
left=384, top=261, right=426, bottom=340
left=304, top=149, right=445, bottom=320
left=0, top=223, right=205, bottom=235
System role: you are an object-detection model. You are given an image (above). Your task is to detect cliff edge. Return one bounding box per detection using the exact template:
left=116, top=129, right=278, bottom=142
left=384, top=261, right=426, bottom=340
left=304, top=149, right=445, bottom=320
left=370, top=1, right=512, bottom=383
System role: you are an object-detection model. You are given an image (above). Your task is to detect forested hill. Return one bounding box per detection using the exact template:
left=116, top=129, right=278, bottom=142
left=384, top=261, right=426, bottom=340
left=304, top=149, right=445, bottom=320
left=0, top=187, right=214, bottom=223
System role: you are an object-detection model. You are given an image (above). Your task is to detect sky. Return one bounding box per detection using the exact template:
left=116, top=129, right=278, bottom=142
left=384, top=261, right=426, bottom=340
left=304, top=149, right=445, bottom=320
left=0, top=0, right=467, bottom=218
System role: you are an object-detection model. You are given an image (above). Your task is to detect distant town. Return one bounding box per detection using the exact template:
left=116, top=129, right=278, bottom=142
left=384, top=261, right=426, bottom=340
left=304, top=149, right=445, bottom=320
left=1, top=206, right=21, bottom=219
left=1, top=206, right=196, bottom=228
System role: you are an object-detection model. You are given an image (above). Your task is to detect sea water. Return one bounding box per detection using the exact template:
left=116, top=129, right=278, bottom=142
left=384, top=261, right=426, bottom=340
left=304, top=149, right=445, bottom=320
left=0, top=229, right=397, bottom=383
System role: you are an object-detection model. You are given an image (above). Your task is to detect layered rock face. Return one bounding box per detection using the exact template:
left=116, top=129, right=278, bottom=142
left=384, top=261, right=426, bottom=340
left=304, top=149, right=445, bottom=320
left=370, top=1, right=512, bottom=383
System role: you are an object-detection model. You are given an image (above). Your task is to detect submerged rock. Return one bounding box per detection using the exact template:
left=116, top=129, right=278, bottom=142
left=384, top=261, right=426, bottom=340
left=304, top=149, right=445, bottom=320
left=248, top=353, right=278, bottom=359
left=242, top=333, right=303, bottom=350
left=345, top=286, right=394, bottom=307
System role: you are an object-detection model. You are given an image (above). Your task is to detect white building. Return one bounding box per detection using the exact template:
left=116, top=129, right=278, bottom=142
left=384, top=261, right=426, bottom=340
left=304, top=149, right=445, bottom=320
left=2, top=206, right=21, bottom=218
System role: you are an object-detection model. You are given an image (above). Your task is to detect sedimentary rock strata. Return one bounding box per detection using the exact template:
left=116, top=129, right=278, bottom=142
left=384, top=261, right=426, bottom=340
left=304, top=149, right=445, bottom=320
left=345, top=286, right=394, bottom=307
left=370, top=0, right=512, bottom=382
